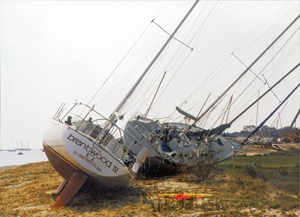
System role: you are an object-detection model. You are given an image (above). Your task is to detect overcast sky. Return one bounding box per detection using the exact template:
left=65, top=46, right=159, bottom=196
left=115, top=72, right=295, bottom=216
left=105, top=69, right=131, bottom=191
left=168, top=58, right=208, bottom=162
left=1, top=1, right=299, bottom=149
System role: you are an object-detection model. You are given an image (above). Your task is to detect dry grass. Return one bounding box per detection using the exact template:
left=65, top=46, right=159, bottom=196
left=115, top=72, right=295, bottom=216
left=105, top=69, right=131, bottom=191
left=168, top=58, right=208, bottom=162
left=0, top=146, right=299, bottom=216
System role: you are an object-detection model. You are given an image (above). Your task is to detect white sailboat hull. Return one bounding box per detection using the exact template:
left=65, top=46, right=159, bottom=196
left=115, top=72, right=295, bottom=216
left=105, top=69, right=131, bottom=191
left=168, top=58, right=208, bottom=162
left=124, top=118, right=242, bottom=168
left=43, top=119, right=133, bottom=188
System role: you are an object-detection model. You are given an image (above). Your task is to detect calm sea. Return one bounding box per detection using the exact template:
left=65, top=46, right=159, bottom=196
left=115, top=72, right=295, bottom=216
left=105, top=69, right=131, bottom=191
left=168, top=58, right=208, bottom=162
left=0, top=149, right=48, bottom=167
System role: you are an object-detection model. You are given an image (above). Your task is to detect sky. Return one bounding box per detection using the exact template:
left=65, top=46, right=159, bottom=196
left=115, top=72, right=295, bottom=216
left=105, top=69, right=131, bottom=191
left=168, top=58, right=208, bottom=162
left=1, top=1, right=299, bottom=149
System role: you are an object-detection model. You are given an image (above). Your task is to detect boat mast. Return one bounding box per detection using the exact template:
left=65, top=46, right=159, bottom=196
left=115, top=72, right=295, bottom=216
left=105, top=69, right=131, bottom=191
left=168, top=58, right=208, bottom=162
left=204, top=63, right=300, bottom=136
left=229, top=63, right=300, bottom=125
left=243, top=83, right=300, bottom=142
left=192, top=14, right=300, bottom=126
left=114, top=0, right=200, bottom=115
left=256, top=91, right=259, bottom=127
left=144, top=71, right=167, bottom=117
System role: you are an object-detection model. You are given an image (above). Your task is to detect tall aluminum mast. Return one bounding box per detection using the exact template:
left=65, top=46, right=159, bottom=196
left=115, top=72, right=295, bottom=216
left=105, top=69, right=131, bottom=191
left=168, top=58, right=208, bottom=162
left=192, top=14, right=300, bottom=126
left=114, top=0, right=200, bottom=114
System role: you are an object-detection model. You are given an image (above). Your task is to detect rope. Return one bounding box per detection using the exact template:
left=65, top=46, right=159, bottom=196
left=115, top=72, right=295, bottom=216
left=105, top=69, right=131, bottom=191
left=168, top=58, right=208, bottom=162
left=262, top=74, right=281, bottom=102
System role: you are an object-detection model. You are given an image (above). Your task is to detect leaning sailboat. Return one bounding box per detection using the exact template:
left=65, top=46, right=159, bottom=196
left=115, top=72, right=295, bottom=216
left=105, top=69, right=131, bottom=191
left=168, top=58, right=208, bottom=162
left=43, top=0, right=201, bottom=208
left=124, top=14, right=300, bottom=171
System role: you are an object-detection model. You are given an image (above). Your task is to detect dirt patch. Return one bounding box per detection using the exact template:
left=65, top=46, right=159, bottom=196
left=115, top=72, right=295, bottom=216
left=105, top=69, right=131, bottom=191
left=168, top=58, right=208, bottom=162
left=237, top=143, right=299, bottom=156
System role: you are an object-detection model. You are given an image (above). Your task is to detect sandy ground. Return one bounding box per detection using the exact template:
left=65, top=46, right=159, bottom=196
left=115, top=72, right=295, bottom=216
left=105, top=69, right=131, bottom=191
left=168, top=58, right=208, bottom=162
left=0, top=143, right=299, bottom=216
left=237, top=142, right=299, bottom=156
left=0, top=165, right=19, bottom=172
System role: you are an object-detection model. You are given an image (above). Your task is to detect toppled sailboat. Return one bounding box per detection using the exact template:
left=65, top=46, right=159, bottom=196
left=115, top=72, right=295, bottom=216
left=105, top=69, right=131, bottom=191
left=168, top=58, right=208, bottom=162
left=124, top=14, right=300, bottom=172
left=124, top=66, right=300, bottom=172
left=43, top=103, right=149, bottom=208
left=43, top=0, right=201, bottom=209
left=43, top=0, right=299, bottom=208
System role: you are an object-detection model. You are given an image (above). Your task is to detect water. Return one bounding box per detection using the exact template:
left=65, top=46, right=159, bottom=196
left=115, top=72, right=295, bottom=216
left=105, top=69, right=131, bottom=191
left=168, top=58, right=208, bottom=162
left=0, top=149, right=48, bottom=167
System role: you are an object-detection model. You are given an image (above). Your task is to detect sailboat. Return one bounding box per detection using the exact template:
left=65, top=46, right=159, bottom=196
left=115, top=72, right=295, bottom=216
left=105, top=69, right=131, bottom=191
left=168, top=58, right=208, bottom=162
left=43, top=0, right=204, bottom=209
left=8, top=140, right=17, bottom=152
left=16, top=140, right=23, bottom=155
left=123, top=12, right=300, bottom=171
left=43, top=0, right=298, bottom=208
left=23, top=140, right=31, bottom=151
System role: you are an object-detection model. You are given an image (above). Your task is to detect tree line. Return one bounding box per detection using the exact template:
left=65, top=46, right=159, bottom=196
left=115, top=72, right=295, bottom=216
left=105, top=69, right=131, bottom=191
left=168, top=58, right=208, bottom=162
left=227, top=125, right=300, bottom=139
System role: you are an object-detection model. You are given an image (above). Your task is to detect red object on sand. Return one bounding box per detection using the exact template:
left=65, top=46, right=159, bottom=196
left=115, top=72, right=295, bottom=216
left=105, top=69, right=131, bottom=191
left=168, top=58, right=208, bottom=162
left=176, top=194, right=191, bottom=200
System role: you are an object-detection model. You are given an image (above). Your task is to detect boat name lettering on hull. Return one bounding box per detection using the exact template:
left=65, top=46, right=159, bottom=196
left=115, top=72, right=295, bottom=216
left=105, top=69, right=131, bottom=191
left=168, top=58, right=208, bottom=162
left=112, top=165, right=119, bottom=173
left=73, top=150, right=102, bottom=173
left=67, top=134, right=117, bottom=172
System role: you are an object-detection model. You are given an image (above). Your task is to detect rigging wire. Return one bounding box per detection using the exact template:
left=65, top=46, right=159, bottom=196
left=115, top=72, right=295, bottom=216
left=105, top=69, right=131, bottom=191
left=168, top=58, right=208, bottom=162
left=89, top=2, right=173, bottom=108
left=152, top=20, right=193, bottom=50
left=198, top=96, right=226, bottom=129
left=126, top=28, right=195, bottom=118
left=122, top=30, right=194, bottom=116
left=129, top=1, right=224, bottom=121
left=178, top=55, right=233, bottom=110
left=173, top=18, right=299, bottom=130
left=88, top=22, right=152, bottom=107
left=93, top=2, right=186, bottom=109
left=87, top=2, right=298, bottom=131
left=231, top=52, right=282, bottom=103
left=231, top=53, right=266, bottom=84
left=114, top=0, right=201, bottom=114
left=217, top=21, right=298, bottom=115
left=262, top=74, right=281, bottom=102
left=95, top=36, right=165, bottom=107
left=186, top=1, right=220, bottom=46
left=268, top=102, right=288, bottom=129
left=233, top=1, right=295, bottom=55
left=117, top=1, right=203, bottom=117
left=228, top=26, right=299, bottom=112
left=153, top=1, right=172, bottom=20
left=265, top=38, right=299, bottom=81
left=144, top=2, right=220, bottom=119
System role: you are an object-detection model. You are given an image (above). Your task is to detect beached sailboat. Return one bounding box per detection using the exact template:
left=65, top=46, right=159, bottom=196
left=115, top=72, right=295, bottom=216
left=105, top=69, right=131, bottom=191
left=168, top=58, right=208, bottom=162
left=8, top=140, right=17, bottom=152
left=43, top=103, right=149, bottom=208
left=123, top=14, right=300, bottom=171
left=43, top=0, right=202, bottom=209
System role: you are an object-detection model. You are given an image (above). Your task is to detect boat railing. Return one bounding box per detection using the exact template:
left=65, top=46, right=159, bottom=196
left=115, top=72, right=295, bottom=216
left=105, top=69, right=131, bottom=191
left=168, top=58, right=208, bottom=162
left=53, top=102, right=144, bottom=170
left=127, top=115, right=184, bottom=158
left=130, top=114, right=165, bottom=144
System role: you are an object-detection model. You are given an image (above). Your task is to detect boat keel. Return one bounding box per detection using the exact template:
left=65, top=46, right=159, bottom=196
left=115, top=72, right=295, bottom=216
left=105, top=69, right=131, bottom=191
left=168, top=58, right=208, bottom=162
left=51, top=171, right=88, bottom=209
left=56, top=179, right=68, bottom=194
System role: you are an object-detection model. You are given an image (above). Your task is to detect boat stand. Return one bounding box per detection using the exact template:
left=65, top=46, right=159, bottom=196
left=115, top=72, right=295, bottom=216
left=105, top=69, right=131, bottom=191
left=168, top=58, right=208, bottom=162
left=51, top=171, right=88, bottom=209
